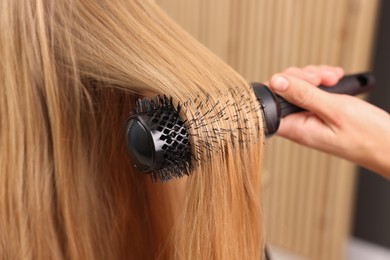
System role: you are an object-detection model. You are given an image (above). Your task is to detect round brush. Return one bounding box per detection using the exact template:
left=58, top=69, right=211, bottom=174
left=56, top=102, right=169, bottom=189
left=125, top=73, right=374, bottom=181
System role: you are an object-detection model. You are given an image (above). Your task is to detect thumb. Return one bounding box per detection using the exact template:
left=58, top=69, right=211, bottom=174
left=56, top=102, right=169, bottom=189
left=269, top=74, right=337, bottom=120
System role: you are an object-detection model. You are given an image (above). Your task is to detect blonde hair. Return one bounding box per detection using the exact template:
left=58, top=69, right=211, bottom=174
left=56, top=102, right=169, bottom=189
left=0, top=0, right=264, bottom=259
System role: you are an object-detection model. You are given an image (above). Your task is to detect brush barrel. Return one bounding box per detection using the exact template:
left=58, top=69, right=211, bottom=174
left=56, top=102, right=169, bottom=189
left=251, top=82, right=281, bottom=136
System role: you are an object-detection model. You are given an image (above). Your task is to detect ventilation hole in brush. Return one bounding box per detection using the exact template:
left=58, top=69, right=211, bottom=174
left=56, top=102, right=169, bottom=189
left=157, top=126, right=163, bottom=132
left=162, top=144, right=168, bottom=150
left=166, top=138, right=172, bottom=144
left=163, top=129, right=170, bottom=135
left=167, top=123, right=174, bottom=129
left=180, top=129, right=186, bottom=135
left=176, top=135, right=183, bottom=141
left=160, top=135, right=167, bottom=141
left=183, top=139, right=189, bottom=144
left=161, top=162, right=168, bottom=168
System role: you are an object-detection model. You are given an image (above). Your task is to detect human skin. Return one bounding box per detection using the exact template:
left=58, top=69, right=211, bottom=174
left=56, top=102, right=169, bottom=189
left=267, top=65, right=390, bottom=179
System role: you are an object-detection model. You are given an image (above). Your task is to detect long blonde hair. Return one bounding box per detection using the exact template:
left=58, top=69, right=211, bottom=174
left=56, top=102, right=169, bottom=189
left=0, top=0, right=264, bottom=259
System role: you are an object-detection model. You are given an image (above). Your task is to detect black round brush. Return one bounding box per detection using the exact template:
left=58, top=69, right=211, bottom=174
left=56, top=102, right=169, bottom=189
left=125, top=96, right=192, bottom=182
left=125, top=73, right=374, bottom=182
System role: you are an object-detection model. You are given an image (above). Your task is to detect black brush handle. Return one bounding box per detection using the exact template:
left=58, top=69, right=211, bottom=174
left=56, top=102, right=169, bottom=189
left=278, top=72, right=375, bottom=117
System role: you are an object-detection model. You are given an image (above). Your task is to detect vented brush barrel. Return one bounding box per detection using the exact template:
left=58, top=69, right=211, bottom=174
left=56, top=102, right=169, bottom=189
left=252, top=72, right=375, bottom=136
left=125, top=96, right=191, bottom=181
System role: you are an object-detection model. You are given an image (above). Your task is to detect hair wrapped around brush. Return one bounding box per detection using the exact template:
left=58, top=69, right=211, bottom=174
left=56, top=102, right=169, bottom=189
left=0, top=0, right=265, bottom=259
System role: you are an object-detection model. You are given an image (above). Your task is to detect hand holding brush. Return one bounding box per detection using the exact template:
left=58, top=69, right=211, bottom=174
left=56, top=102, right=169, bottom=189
left=269, top=65, right=390, bottom=178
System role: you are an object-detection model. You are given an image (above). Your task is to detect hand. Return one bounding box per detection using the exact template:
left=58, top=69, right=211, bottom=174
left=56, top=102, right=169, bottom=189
left=268, top=65, right=390, bottom=178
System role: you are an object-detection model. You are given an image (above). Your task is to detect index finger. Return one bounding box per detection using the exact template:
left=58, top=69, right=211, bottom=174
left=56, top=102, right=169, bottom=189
left=270, top=73, right=341, bottom=122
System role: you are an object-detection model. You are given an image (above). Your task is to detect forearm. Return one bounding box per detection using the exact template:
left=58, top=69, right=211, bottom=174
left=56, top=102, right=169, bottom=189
left=362, top=130, right=390, bottom=179
left=360, top=110, right=390, bottom=179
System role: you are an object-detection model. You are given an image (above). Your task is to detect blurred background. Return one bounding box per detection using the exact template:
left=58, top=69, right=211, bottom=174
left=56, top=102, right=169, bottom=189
left=156, top=0, right=389, bottom=259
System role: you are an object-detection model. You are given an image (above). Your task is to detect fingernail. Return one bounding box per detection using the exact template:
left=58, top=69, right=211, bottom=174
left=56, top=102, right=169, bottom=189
left=271, top=75, right=289, bottom=91
left=323, top=69, right=337, bottom=77
left=304, top=71, right=317, bottom=78
left=335, top=67, right=344, bottom=77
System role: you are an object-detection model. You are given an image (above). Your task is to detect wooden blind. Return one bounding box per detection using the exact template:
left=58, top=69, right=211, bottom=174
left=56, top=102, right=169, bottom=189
left=156, top=0, right=380, bottom=259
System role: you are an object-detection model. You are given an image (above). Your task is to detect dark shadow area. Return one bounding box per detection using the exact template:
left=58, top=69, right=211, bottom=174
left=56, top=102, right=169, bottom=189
left=353, top=0, right=390, bottom=249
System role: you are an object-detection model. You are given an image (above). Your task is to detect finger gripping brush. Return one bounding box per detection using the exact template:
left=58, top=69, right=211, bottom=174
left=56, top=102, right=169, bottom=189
left=125, top=73, right=374, bottom=182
